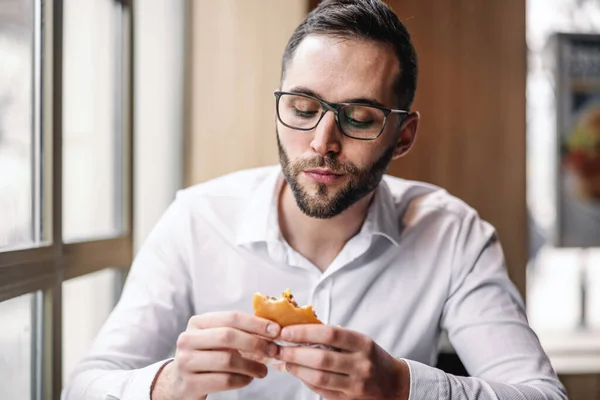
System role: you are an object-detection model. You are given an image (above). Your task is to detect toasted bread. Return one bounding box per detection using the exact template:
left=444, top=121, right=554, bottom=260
left=253, top=289, right=322, bottom=327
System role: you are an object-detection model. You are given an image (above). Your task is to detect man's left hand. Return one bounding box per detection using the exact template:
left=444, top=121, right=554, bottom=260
left=275, top=325, right=410, bottom=400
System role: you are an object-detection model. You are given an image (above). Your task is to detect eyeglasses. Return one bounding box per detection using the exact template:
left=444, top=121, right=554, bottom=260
left=274, top=91, right=409, bottom=140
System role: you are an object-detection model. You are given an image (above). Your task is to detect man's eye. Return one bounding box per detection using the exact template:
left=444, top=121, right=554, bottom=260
left=345, top=116, right=374, bottom=127
left=294, top=108, right=318, bottom=117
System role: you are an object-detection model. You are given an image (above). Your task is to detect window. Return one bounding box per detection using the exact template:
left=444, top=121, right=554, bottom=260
left=0, top=0, right=36, bottom=251
left=0, top=1, right=133, bottom=399
left=63, top=0, right=127, bottom=242
left=0, top=293, right=40, bottom=399
left=62, top=268, right=120, bottom=385
left=526, top=0, right=600, bottom=350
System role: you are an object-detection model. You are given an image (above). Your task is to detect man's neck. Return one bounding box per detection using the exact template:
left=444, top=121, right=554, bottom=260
left=278, top=183, right=374, bottom=272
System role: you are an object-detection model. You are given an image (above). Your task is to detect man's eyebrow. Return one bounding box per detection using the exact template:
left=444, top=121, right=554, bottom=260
left=343, top=97, right=386, bottom=108
left=287, top=86, right=387, bottom=108
left=288, top=86, right=322, bottom=99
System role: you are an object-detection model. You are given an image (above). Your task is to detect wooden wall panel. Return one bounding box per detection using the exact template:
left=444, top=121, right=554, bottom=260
left=384, top=0, right=528, bottom=297
left=186, top=0, right=307, bottom=186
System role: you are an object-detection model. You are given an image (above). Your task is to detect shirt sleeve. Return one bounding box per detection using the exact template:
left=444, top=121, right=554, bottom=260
left=61, top=195, right=193, bottom=400
left=405, top=208, right=567, bottom=400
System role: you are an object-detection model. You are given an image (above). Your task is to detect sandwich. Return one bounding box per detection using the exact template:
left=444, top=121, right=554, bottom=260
left=248, top=289, right=333, bottom=370
left=253, top=289, right=322, bottom=327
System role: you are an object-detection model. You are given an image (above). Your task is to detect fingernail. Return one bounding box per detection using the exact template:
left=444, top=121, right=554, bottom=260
left=267, top=323, right=279, bottom=336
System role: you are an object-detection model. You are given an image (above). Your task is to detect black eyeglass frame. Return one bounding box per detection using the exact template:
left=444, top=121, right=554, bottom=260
left=274, top=90, right=409, bottom=141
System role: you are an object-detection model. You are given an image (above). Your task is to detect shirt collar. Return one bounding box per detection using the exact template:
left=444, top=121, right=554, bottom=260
left=235, top=167, right=402, bottom=248
left=361, top=179, right=402, bottom=247
left=235, top=166, right=283, bottom=246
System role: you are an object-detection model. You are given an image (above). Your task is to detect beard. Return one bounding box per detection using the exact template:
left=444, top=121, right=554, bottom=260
left=277, top=131, right=396, bottom=219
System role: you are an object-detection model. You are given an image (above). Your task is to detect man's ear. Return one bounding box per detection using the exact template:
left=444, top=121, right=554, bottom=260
left=392, top=111, right=420, bottom=160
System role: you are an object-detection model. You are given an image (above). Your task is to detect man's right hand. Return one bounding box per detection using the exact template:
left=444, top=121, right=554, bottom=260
left=152, top=311, right=281, bottom=400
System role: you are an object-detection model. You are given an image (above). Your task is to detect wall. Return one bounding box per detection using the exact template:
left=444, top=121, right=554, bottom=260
left=186, top=0, right=307, bottom=186
left=385, top=0, right=528, bottom=297
left=134, top=0, right=185, bottom=249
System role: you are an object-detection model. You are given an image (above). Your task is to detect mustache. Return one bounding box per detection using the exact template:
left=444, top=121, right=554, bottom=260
left=290, top=155, right=360, bottom=175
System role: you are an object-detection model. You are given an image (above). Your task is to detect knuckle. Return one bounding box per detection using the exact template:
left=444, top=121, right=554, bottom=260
left=248, top=335, right=260, bottom=348
left=224, top=311, right=241, bottom=326
left=187, top=315, right=202, bottom=329
left=362, top=337, right=375, bottom=354
left=316, top=352, right=332, bottom=369
left=323, top=328, right=338, bottom=343
left=253, top=338, right=266, bottom=354
left=176, top=351, right=193, bottom=370
left=256, top=337, right=271, bottom=354
left=222, top=351, right=237, bottom=368
left=315, top=372, right=330, bottom=387
left=176, top=332, right=192, bottom=350
left=217, top=328, right=236, bottom=345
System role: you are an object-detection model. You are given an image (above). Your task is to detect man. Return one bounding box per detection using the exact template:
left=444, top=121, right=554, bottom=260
left=63, top=1, right=567, bottom=399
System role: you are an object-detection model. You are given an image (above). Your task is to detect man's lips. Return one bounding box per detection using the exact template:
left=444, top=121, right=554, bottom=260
left=303, top=169, right=343, bottom=184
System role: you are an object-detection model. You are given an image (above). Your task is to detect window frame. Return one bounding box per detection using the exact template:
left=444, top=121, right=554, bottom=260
left=0, top=0, right=135, bottom=398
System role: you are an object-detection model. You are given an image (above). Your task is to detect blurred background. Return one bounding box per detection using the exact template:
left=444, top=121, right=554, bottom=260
left=0, top=0, right=599, bottom=399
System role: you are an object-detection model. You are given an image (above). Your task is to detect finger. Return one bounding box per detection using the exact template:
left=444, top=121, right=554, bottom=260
left=304, top=382, right=345, bottom=400
left=179, top=350, right=268, bottom=379
left=285, top=363, right=351, bottom=392
left=238, top=350, right=268, bottom=364
left=280, top=325, right=365, bottom=352
left=276, top=346, right=355, bottom=374
left=185, top=372, right=254, bottom=394
left=177, top=328, right=279, bottom=358
left=188, top=311, right=280, bottom=338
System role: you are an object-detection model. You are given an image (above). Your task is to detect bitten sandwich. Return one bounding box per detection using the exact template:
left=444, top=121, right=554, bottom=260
left=253, top=289, right=322, bottom=327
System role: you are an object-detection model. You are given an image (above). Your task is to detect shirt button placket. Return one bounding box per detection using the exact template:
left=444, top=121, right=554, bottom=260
left=322, top=278, right=333, bottom=325
left=309, top=279, right=334, bottom=400
left=310, top=279, right=329, bottom=325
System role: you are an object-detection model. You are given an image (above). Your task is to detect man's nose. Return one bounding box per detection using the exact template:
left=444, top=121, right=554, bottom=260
left=310, top=111, right=342, bottom=156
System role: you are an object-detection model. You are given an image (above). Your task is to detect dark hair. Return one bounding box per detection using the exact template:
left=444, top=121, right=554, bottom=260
left=281, top=0, right=418, bottom=110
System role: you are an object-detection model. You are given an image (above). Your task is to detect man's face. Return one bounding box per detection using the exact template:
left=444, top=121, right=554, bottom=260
left=277, top=34, right=414, bottom=219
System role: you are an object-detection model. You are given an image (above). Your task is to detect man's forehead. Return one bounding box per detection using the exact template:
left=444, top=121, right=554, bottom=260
left=282, top=34, right=400, bottom=105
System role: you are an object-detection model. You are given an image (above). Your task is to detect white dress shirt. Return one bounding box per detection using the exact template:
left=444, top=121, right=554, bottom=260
left=62, top=165, right=567, bottom=400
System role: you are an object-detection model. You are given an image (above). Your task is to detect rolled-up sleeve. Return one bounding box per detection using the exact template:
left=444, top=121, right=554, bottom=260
left=61, top=195, right=193, bottom=400
left=405, top=209, right=567, bottom=399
